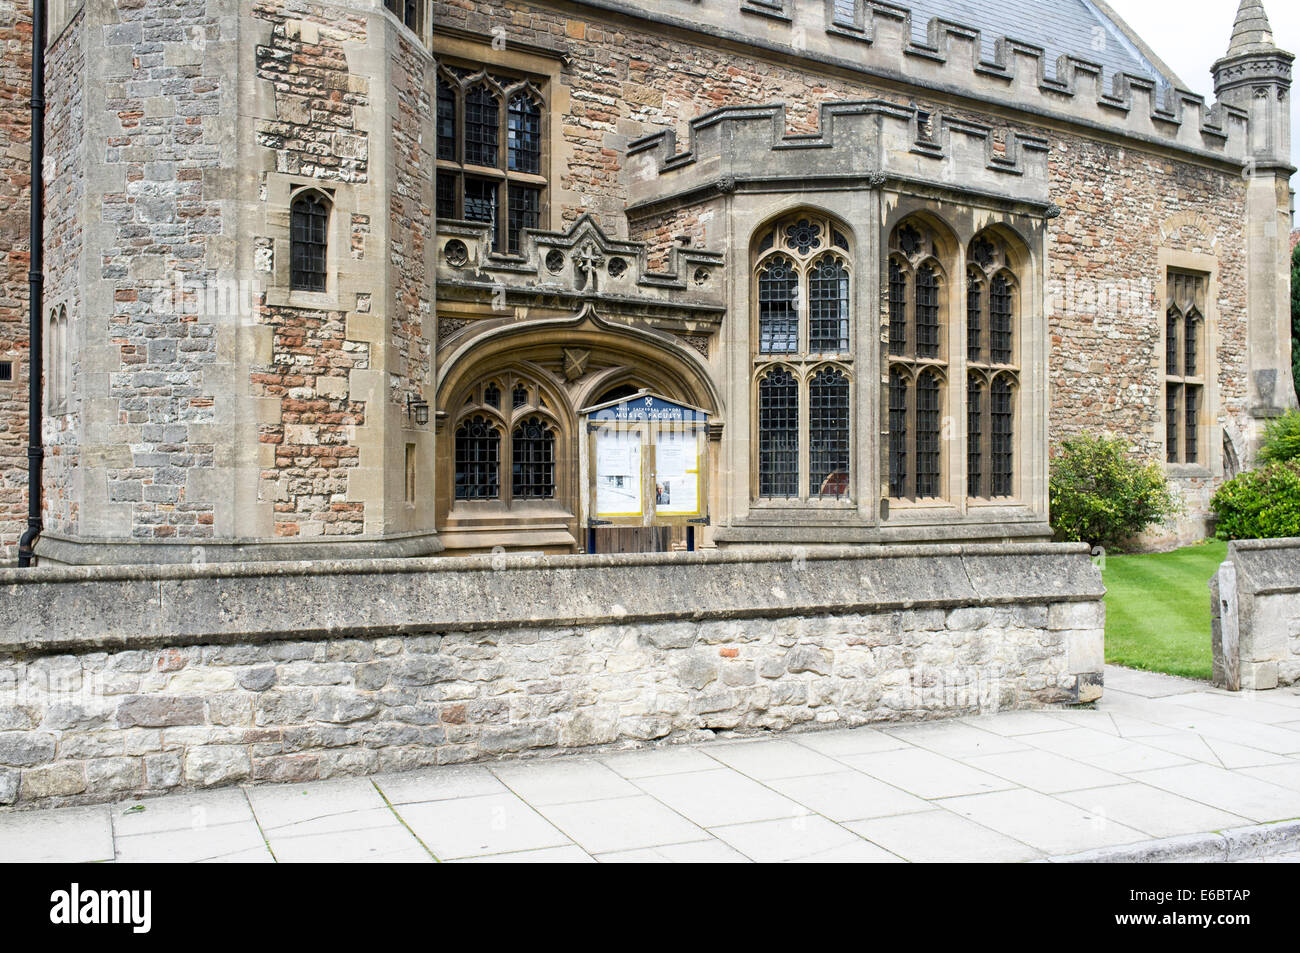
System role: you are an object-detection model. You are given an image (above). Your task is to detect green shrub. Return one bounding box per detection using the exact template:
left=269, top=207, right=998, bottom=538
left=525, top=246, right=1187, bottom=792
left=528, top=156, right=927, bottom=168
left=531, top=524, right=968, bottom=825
left=1258, top=409, right=1300, bottom=464
left=1212, top=461, right=1300, bottom=541
left=1049, top=434, right=1180, bottom=550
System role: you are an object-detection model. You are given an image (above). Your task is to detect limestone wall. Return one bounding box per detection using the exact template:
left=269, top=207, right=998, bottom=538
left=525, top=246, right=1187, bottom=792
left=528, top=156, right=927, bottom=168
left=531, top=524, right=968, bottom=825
left=1212, top=538, right=1300, bottom=691
left=0, top=543, right=1104, bottom=807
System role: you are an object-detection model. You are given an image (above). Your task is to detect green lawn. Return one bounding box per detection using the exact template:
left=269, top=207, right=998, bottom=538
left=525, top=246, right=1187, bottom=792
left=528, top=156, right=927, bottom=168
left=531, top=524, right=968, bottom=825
left=1101, top=539, right=1227, bottom=681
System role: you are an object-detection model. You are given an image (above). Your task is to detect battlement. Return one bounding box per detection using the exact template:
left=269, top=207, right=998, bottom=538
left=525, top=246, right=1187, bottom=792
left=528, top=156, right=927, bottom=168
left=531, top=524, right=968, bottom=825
left=627, top=99, right=1053, bottom=212
left=573, top=0, right=1252, bottom=166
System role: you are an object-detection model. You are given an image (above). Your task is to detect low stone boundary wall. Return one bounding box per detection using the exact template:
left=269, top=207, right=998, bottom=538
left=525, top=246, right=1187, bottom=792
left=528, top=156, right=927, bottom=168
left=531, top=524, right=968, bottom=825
left=0, top=544, right=1104, bottom=808
left=1211, top=538, right=1300, bottom=691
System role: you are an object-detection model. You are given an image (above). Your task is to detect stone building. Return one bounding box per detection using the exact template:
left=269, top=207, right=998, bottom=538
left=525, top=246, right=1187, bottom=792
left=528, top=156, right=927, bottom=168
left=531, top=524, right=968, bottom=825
left=0, top=0, right=1295, bottom=565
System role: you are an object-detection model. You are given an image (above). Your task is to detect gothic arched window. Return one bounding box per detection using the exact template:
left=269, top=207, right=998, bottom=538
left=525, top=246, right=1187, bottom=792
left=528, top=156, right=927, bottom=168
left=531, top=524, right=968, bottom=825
left=454, top=374, right=563, bottom=507
left=752, top=213, right=854, bottom=502
left=290, top=192, right=330, bottom=292
left=1165, top=271, right=1208, bottom=466
left=966, top=231, right=1022, bottom=499
left=887, top=219, right=949, bottom=502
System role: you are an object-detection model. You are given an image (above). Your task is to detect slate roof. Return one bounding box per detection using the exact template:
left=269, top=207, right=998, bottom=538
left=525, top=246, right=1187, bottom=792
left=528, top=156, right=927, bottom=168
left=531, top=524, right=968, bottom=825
left=900, top=0, right=1177, bottom=91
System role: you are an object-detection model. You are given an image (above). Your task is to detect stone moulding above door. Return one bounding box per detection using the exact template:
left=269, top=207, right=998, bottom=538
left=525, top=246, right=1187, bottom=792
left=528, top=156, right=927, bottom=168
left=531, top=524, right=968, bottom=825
left=435, top=213, right=726, bottom=324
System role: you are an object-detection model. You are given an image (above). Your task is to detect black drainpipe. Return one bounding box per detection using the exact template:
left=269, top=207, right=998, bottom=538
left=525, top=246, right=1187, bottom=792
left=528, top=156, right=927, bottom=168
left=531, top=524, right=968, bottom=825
left=18, top=0, right=45, bottom=568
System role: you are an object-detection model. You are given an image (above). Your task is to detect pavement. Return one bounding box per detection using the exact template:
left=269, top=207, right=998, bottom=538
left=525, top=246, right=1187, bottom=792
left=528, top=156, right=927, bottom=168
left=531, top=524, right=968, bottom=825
left=2, top=665, right=1299, bottom=863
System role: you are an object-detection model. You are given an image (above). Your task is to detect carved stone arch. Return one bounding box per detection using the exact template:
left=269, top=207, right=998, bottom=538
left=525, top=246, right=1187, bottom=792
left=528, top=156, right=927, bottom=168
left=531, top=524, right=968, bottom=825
left=968, top=222, right=1032, bottom=276
left=438, top=305, right=724, bottom=421
left=888, top=209, right=961, bottom=265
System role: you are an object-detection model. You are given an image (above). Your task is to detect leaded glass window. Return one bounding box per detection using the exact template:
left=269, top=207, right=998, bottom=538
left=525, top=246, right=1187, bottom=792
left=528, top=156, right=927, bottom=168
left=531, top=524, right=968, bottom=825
left=915, top=265, right=940, bottom=359
left=990, top=275, right=1013, bottom=364
left=809, top=255, right=850, bottom=353
left=752, top=214, right=855, bottom=504
left=758, top=368, right=799, bottom=499
left=455, top=416, right=501, bottom=501
left=290, top=192, right=329, bottom=292
left=965, top=233, right=1021, bottom=501
left=437, top=79, right=457, bottom=161
left=889, top=369, right=908, bottom=499
left=916, top=371, right=941, bottom=498
left=991, top=377, right=1014, bottom=497
left=507, top=184, right=540, bottom=254
left=967, top=376, right=984, bottom=499
left=465, top=85, right=499, bottom=167
left=508, top=96, right=541, bottom=174
left=809, top=368, right=851, bottom=498
left=1165, top=271, right=1209, bottom=467
left=758, top=257, right=799, bottom=355
left=436, top=67, right=547, bottom=253
left=512, top=417, right=555, bottom=499
left=889, top=259, right=907, bottom=355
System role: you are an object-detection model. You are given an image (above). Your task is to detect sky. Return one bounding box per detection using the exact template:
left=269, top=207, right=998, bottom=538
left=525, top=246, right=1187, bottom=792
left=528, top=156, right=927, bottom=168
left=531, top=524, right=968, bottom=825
left=1107, top=0, right=1300, bottom=168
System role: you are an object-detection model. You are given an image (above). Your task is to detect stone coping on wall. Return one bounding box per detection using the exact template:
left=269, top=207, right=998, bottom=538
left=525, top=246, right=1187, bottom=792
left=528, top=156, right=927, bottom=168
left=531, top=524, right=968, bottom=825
left=0, top=543, right=1101, bottom=658
left=1211, top=537, right=1300, bottom=691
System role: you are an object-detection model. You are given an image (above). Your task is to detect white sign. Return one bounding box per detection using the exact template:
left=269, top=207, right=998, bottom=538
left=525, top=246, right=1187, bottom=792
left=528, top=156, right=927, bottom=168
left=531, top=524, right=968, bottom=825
left=595, top=429, right=642, bottom=517
left=654, top=430, right=701, bottom=515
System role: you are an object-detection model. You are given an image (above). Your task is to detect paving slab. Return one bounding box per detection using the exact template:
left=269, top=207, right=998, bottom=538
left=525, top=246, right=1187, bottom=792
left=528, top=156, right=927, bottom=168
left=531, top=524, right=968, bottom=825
left=633, top=768, right=807, bottom=828
left=0, top=806, right=114, bottom=863
left=1056, top=783, right=1251, bottom=839
left=598, top=745, right=720, bottom=779
left=393, top=791, right=572, bottom=860
left=938, top=788, right=1151, bottom=855
left=536, top=794, right=709, bottom=854
left=709, top=815, right=900, bottom=863
left=790, top=726, right=913, bottom=756
left=764, top=769, right=932, bottom=822
left=699, top=739, right=844, bottom=780
left=490, top=759, right=639, bottom=806
left=372, top=765, right=508, bottom=805
left=845, top=810, right=1042, bottom=863
left=595, top=840, right=751, bottom=863
left=840, top=747, right=1016, bottom=799
left=1129, top=763, right=1300, bottom=824
left=963, top=749, right=1124, bottom=794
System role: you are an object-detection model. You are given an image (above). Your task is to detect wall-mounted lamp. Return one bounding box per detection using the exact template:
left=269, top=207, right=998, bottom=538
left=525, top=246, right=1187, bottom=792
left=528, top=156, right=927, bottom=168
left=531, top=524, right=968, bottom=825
left=406, top=394, right=430, bottom=427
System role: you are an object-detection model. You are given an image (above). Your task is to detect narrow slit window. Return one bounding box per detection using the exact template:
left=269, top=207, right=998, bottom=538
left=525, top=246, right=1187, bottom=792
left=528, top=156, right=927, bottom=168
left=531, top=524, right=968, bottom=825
left=1184, top=314, right=1199, bottom=377
left=1166, top=310, right=1181, bottom=375
left=1166, top=384, right=1181, bottom=464
left=1185, top=386, right=1200, bottom=464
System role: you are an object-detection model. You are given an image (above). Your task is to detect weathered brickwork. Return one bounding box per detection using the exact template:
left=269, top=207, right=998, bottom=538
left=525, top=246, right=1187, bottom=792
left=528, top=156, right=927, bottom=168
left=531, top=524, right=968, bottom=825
left=0, top=0, right=31, bottom=560
left=389, top=30, right=431, bottom=408
left=252, top=305, right=370, bottom=538
left=41, top=6, right=84, bottom=537
left=0, top=600, right=1100, bottom=807
left=252, top=2, right=369, bottom=183
left=95, top=0, right=236, bottom=541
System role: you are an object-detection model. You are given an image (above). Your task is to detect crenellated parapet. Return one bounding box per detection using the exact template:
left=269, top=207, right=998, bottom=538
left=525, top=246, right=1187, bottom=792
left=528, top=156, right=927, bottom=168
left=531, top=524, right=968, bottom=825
left=571, top=0, right=1252, bottom=166
left=626, top=99, right=1052, bottom=214
left=435, top=213, right=726, bottom=322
